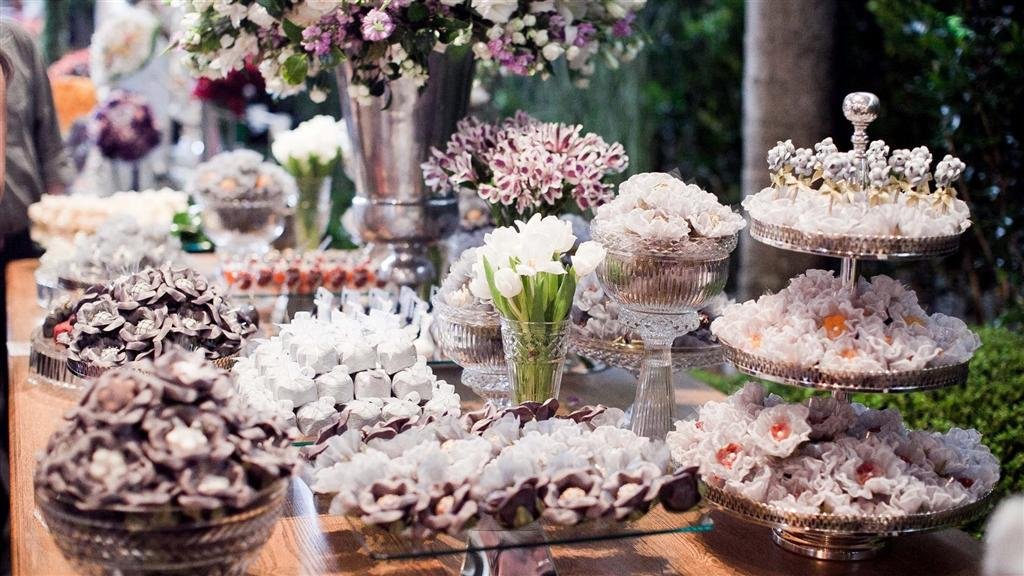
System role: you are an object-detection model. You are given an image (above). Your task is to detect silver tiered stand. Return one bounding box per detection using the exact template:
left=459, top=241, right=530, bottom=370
left=709, top=92, right=992, bottom=561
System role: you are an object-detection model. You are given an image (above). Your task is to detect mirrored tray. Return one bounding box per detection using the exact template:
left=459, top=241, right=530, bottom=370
left=348, top=505, right=713, bottom=562
left=722, top=342, right=969, bottom=393
left=703, top=482, right=992, bottom=561
left=749, top=216, right=963, bottom=261
left=570, top=331, right=723, bottom=374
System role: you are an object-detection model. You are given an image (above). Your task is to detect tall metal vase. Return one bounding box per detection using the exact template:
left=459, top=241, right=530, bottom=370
left=336, top=49, right=473, bottom=286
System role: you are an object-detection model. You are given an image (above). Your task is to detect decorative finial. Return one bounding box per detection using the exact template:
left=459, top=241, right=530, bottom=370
left=842, top=92, right=880, bottom=161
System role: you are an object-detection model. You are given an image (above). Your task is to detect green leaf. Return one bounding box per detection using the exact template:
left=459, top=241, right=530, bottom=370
left=281, top=53, right=309, bottom=86
left=282, top=19, right=304, bottom=44
left=550, top=273, right=576, bottom=323
left=482, top=257, right=512, bottom=319
left=255, top=0, right=284, bottom=16
left=407, top=3, right=429, bottom=23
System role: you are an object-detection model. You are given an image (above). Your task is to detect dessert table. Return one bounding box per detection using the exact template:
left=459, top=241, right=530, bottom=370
left=5, top=257, right=984, bottom=575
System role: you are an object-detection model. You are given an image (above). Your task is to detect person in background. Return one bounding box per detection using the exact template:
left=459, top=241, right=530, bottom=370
left=1, top=17, right=73, bottom=576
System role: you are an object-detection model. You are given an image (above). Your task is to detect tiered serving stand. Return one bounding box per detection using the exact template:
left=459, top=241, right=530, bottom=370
left=707, top=92, right=993, bottom=560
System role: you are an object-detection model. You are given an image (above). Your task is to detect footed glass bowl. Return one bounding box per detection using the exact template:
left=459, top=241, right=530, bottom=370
left=199, top=197, right=292, bottom=257
left=36, top=481, right=287, bottom=576
left=433, top=299, right=510, bottom=406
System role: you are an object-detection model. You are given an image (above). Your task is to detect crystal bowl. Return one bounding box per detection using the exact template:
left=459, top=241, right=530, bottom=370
left=198, top=197, right=292, bottom=256
left=592, top=225, right=737, bottom=315
left=433, top=299, right=509, bottom=403
left=36, top=480, right=287, bottom=576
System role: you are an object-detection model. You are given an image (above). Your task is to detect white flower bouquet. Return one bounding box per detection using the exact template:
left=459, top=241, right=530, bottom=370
left=468, top=214, right=605, bottom=402
left=89, top=5, right=161, bottom=87
left=272, top=115, right=350, bottom=249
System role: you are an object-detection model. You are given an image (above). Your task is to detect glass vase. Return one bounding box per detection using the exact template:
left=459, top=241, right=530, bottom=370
left=294, top=175, right=332, bottom=251
left=499, top=318, right=570, bottom=404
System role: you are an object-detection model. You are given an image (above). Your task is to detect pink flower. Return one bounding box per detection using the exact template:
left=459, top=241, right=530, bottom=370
left=361, top=9, right=395, bottom=42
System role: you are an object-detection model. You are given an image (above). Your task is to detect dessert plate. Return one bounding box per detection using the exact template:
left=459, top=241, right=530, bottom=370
left=749, top=216, right=963, bottom=261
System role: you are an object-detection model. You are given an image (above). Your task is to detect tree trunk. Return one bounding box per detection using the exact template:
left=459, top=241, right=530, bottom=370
left=738, top=0, right=836, bottom=299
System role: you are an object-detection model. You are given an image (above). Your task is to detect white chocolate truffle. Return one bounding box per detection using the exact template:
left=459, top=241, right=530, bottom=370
left=316, top=366, right=354, bottom=404
left=296, top=396, right=337, bottom=436
left=340, top=342, right=377, bottom=373
left=377, top=340, right=417, bottom=374
left=354, top=369, right=392, bottom=399
left=343, top=398, right=383, bottom=430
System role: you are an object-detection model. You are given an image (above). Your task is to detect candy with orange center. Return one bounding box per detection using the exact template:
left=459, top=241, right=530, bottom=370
left=770, top=421, right=791, bottom=441
left=822, top=313, right=847, bottom=339
left=840, top=348, right=858, bottom=359
left=855, top=462, right=878, bottom=485
left=220, top=178, right=237, bottom=192
left=716, top=443, right=742, bottom=469
left=904, top=315, right=925, bottom=327
left=749, top=333, right=762, bottom=349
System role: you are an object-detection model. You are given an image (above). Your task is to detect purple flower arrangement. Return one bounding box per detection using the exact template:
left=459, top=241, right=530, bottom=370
left=88, top=90, right=161, bottom=162
left=422, top=111, right=628, bottom=226
left=177, top=1, right=647, bottom=98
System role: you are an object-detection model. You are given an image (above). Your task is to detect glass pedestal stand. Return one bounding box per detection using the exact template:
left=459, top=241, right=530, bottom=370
left=460, top=520, right=556, bottom=576
left=619, top=309, right=700, bottom=439
left=461, top=368, right=511, bottom=409
left=433, top=300, right=511, bottom=407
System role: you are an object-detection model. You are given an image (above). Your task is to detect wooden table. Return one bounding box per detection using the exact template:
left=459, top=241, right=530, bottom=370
left=5, top=258, right=984, bottom=575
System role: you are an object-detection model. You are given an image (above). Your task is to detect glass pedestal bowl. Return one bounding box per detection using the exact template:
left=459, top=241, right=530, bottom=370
left=199, top=197, right=293, bottom=258
left=593, top=223, right=738, bottom=439
left=433, top=299, right=510, bottom=407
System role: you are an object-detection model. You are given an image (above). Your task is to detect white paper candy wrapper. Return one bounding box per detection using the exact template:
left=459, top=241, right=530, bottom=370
left=377, top=340, right=418, bottom=375
left=232, top=288, right=459, bottom=435
left=316, top=366, right=354, bottom=404
left=354, top=369, right=392, bottom=399
left=392, top=361, right=435, bottom=401
left=297, top=396, right=338, bottom=436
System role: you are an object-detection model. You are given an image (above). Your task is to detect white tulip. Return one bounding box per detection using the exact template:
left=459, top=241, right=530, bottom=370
left=469, top=263, right=493, bottom=300
left=472, top=0, right=518, bottom=24
left=493, top=267, right=523, bottom=298
left=571, top=241, right=606, bottom=278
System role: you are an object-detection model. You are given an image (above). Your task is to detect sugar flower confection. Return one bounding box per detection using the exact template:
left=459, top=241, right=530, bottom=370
left=666, top=383, right=999, bottom=516
left=37, top=216, right=182, bottom=287
left=308, top=399, right=700, bottom=539
left=591, top=172, right=746, bottom=249
left=745, top=138, right=971, bottom=238
left=711, top=270, right=980, bottom=372
left=45, top=265, right=258, bottom=369
left=233, top=289, right=459, bottom=435
left=35, top=349, right=297, bottom=511
left=28, top=188, right=188, bottom=248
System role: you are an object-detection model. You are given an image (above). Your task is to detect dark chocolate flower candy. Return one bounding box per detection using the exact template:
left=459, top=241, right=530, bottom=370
left=657, top=466, right=700, bottom=513
left=566, top=405, right=609, bottom=425
left=111, top=268, right=162, bottom=309
left=601, top=463, right=663, bottom=521
left=357, top=479, right=422, bottom=526
left=483, top=476, right=547, bottom=529
left=541, top=468, right=603, bottom=525
left=120, top=304, right=172, bottom=351
left=415, top=482, right=478, bottom=537
left=70, top=335, right=127, bottom=366
left=74, top=295, right=125, bottom=335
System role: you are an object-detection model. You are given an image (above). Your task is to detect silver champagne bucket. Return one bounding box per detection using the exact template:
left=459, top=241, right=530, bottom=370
left=337, top=49, right=473, bottom=286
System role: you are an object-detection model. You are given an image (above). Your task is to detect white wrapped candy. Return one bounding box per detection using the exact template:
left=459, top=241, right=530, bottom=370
left=377, top=340, right=417, bottom=374
left=339, top=342, right=377, bottom=373
left=354, top=369, right=392, bottom=399
left=392, top=362, right=434, bottom=401
left=296, top=396, right=338, bottom=436
left=382, top=397, right=421, bottom=421
left=316, top=366, right=354, bottom=403
left=271, top=368, right=317, bottom=407
left=344, top=398, right=383, bottom=430
left=293, top=339, right=338, bottom=374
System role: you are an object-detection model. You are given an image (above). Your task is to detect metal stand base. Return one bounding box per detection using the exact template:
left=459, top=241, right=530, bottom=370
left=771, top=528, right=885, bottom=561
